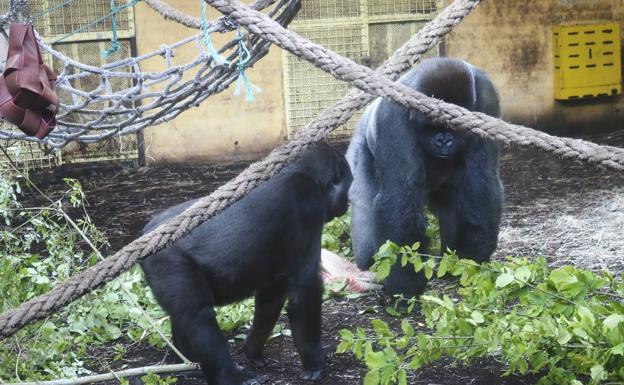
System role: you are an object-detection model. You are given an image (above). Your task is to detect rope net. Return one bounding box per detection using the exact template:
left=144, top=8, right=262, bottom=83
left=0, top=0, right=299, bottom=147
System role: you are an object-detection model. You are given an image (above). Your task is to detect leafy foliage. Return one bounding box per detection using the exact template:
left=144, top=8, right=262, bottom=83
left=322, top=208, right=352, bottom=259
left=338, top=242, right=624, bottom=385
left=0, top=165, right=253, bottom=381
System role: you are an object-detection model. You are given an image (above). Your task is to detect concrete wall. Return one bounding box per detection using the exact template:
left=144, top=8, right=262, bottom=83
left=444, top=0, right=624, bottom=136
left=134, top=1, right=286, bottom=164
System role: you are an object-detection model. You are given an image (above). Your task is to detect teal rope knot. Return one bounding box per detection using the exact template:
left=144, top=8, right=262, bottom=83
left=233, top=28, right=261, bottom=103
left=200, top=1, right=260, bottom=102
left=200, top=0, right=229, bottom=65
left=103, top=0, right=120, bottom=58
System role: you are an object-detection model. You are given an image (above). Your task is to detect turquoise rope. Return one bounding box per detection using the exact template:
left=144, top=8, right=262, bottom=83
left=103, top=0, right=121, bottom=58
left=199, top=2, right=259, bottom=101
left=233, top=28, right=261, bottom=102
left=200, top=0, right=229, bottom=64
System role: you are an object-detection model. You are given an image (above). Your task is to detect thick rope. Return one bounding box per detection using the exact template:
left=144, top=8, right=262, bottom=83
left=210, top=0, right=624, bottom=170
left=0, top=0, right=481, bottom=339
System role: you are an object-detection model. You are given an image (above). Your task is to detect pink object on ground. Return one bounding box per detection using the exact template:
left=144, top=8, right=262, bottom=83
left=320, top=249, right=383, bottom=292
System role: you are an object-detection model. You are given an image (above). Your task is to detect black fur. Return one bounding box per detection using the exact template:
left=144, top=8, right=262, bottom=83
left=346, top=57, right=503, bottom=297
left=141, top=142, right=352, bottom=385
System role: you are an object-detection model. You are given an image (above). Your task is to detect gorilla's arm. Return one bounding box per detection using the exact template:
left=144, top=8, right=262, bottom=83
left=368, top=102, right=429, bottom=252
left=451, top=138, right=503, bottom=262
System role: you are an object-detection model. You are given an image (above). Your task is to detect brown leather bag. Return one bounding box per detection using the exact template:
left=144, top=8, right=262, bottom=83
left=0, top=23, right=59, bottom=139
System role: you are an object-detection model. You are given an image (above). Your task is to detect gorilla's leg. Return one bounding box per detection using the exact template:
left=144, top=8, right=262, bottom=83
left=287, top=255, right=325, bottom=381
left=348, top=141, right=380, bottom=270
left=383, top=263, right=428, bottom=299
left=351, top=200, right=379, bottom=270
left=144, top=256, right=254, bottom=385
left=441, top=143, right=503, bottom=263
left=374, top=187, right=429, bottom=298
left=244, top=285, right=288, bottom=368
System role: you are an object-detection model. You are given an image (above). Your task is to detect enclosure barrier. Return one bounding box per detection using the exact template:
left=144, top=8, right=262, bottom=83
left=1, top=0, right=624, bottom=352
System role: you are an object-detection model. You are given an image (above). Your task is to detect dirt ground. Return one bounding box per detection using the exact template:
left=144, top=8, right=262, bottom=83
left=32, top=130, right=624, bottom=385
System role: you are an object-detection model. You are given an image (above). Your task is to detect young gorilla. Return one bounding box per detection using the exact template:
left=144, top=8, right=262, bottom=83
left=347, top=57, right=504, bottom=298
left=141, top=142, right=352, bottom=385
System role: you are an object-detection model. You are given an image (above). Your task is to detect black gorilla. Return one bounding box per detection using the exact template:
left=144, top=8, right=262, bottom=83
left=347, top=57, right=503, bottom=297
left=141, top=142, right=352, bottom=385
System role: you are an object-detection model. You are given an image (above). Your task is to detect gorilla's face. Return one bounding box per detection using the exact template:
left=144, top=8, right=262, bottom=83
left=428, top=131, right=458, bottom=159
left=325, top=154, right=353, bottom=221
left=417, top=121, right=467, bottom=160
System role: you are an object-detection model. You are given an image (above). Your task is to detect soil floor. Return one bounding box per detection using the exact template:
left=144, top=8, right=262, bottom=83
left=31, top=130, right=624, bottom=385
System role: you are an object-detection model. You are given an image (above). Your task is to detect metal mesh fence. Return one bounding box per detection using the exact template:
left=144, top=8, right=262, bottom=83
left=283, top=0, right=440, bottom=140
left=294, top=0, right=360, bottom=21
left=368, top=0, right=438, bottom=17
left=0, top=0, right=137, bottom=166
left=284, top=22, right=367, bottom=139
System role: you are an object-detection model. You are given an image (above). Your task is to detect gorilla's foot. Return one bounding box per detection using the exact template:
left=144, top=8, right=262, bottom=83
left=244, top=351, right=268, bottom=368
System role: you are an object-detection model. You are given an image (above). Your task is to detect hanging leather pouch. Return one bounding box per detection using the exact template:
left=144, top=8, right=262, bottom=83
left=0, top=23, right=59, bottom=139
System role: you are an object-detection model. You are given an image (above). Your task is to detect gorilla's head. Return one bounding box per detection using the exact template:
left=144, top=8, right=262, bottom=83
left=324, top=147, right=352, bottom=220
left=290, top=142, right=353, bottom=221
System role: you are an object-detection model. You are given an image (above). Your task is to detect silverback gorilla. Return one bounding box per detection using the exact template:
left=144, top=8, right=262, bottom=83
left=141, top=142, right=352, bottom=385
left=347, top=57, right=503, bottom=297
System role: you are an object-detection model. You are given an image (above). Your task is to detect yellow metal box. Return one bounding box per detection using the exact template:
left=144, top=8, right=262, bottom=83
left=553, top=22, right=622, bottom=100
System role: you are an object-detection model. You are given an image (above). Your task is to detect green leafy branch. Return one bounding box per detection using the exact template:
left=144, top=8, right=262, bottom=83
left=339, top=241, right=624, bottom=385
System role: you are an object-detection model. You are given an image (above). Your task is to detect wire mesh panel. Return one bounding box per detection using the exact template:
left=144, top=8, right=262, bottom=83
left=0, top=0, right=135, bottom=42
left=368, top=21, right=438, bottom=69
left=294, top=0, right=360, bottom=21
left=0, top=0, right=137, bottom=166
left=282, top=0, right=440, bottom=140
left=368, top=0, right=438, bottom=19
left=0, top=123, right=59, bottom=167
left=284, top=22, right=367, bottom=139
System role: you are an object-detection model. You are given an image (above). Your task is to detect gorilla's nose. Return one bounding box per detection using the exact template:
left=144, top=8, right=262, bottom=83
left=435, top=133, right=454, bottom=148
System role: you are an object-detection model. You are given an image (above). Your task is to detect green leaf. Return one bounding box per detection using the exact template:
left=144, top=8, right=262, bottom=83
left=371, top=319, right=392, bottom=338
left=515, top=266, right=531, bottom=283
left=397, top=369, right=407, bottom=385
left=471, top=310, right=485, bottom=324
left=424, top=259, right=435, bottom=280
left=550, top=267, right=577, bottom=287
left=590, top=364, right=606, bottom=382
left=401, top=319, right=414, bottom=337
left=375, top=259, right=392, bottom=281
left=363, top=369, right=380, bottom=385
left=572, top=327, right=588, bottom=340
left=365, top=344, right=386, bottom=369
left=495, top=272, right=514, bottom=288
left=577, top=306, right=595, bottom=328
left=437, top=255, right=448, bottom=278
left=556, top=328, right=572, bottom=345
left=611, top=343, right=624, bottom=356
left=339, top=329, right=354, bottom=342
left=603, top=314, right=624, bottom=330
left=411, top=256, right=423, bottom=272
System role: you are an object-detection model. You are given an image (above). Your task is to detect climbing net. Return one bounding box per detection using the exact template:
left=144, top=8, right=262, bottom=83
left=0, top=0, right=299, bottom=147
